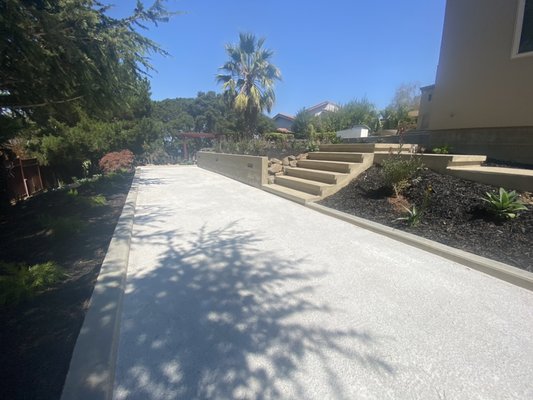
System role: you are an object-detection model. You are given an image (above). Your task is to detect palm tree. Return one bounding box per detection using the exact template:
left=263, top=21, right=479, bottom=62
left=216, top=33, right=281, bottom=139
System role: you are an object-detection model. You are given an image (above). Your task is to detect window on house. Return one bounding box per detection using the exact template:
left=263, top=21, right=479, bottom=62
left=515, top=0, right=533, bottom=55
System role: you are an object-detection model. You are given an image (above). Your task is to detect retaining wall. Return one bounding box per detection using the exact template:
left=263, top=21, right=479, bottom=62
left=197, top=152, right=268, bottom=188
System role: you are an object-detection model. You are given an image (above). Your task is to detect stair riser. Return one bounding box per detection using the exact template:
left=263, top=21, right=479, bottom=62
left=448, top=161, right=484, bottom=167
left=297, top=160, right=352, bottom=173
left=319, top=144, right=375, bottom=153
left=308, top=153, right=364, bottom=162
left=285, top=169, right=339, bottom=184
left=275, top=176, right=324, bottom=195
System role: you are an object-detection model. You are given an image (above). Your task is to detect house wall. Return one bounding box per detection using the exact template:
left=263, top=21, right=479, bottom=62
left=308, top=103, right=339, bottom=117
left=429, top=0, right=533, bottom=130
left=273, top=117, right=293, bottom=130
left=417, top=86, right=434, bottom=130
left=337, top=127, right=369, bottom=139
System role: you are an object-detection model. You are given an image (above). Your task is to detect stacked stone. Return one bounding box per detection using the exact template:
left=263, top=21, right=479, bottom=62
left=267, top=153, right=308, bottom=184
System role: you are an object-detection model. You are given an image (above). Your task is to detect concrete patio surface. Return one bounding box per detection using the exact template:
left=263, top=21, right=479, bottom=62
left=111, top=166, right=532, bottom=400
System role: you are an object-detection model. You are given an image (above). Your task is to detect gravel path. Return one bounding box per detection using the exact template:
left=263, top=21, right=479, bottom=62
left=113, top=166, right=533, bottom=400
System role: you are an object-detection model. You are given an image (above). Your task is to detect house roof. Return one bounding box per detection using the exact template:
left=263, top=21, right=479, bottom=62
left=307, top=101, right=339, bottom=113
left=420, top=84, right=435, bottom=91
left=273, top=113, right=295, bottom=121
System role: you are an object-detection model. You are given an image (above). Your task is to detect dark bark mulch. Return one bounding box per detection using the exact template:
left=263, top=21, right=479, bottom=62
left=319, top=166, right=533, bottom=272
left=0, top=174, right=133, bottom=400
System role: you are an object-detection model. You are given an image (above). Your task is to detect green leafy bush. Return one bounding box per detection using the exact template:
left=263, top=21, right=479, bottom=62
left=0, top=261, right=65, bottom=305
left=381, top=156, right=423, bottom=197
left=38, top=214, right=86, bottom=238
left=432, top=145, right=452, bottom=154
left=315, top=131, right=340, bottom=144
left=264, top=132, right=294, bottom=142
left=481, top=188, right=528, bottom=219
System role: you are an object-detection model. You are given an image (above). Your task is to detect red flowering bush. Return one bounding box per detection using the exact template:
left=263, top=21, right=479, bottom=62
left=98, top=150, right=135, bottom=174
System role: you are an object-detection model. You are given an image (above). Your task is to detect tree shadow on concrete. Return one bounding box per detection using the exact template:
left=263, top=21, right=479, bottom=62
left=114, top=220, right=395, bottom=399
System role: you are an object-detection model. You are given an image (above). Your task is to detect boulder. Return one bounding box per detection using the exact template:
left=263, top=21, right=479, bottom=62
left=268, top=164, right=283, bottom=174
left=288, top=155, right=297, bottom=161
left=267, top=176, right=276, bottom=184
left=282, top=157, right=290, bottom=166
left=296, top=153, right=308, bottom=160
left=270, top=158, right=282, bottom=164
left=289, top=160, right=298, bottom=167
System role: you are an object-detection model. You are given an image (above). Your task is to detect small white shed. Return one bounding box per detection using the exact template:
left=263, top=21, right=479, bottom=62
left=336, top=125, right=370, bottom=139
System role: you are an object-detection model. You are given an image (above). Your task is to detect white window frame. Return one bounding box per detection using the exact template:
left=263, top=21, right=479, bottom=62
left=512, top=0, right=533, bottom=58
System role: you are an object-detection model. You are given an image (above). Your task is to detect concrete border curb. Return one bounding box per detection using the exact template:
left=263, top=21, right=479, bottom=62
left=60, top=169, right=141, bottom=400
left=306, top=203, right=533, bottom=292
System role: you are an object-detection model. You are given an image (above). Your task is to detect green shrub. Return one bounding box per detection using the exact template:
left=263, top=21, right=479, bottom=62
left=381, top=156, right=423, bottom=197
left=315, top=131, right=340, bottom=144
left=38, top=214, right=86, bottom=238
left=0, top=261, right=65, bottom=305
left=264, top=132, right=294, bottom=142
left=432, top=145, right=452, bottom=154
left=88, top=194, right=107, bottom=206
left=481, top=188, right=528, bottom=219
left=306, top=141, right=320, bottom=152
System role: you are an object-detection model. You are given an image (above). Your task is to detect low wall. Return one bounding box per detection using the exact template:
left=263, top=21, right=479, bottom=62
left=197, top=152, right=268, bottom=188
left=428, top=127, right=533, bottom=165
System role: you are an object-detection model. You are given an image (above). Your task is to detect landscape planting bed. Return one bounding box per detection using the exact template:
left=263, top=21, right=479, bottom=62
left=319, top=166, right=533, bottom=272
left=0, top=174, right=132, bottom=400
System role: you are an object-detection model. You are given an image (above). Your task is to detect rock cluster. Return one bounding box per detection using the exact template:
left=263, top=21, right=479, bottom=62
left=267, top=153, right=308, bottom=183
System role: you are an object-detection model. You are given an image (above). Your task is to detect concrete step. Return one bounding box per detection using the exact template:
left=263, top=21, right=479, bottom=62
left=297, top=159, right=358, bottom=173
left=284, top=167, right=347, bottom=184
left=447, top=155, right=487, bottom=167
left=262, top=184, right=320, bottom=204
left=308, top=152, right=365, bottom=162
left=319, top=144, right=375, bottom=153
left=447, top=166, right=533, bottom=192
left=275, top=175, right=333, bottom=196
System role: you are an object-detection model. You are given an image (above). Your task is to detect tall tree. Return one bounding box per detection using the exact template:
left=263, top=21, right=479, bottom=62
left=216, top=33, right=281, bottom=139
left=0, top=0, right=174, bottom=141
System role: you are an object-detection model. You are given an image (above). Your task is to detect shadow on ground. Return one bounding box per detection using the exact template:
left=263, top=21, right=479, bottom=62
left=113, top=212, right=395, bottom=399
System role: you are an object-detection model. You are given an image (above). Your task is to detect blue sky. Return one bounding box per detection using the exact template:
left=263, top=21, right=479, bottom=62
left=111, top=0, right=446, bottom=116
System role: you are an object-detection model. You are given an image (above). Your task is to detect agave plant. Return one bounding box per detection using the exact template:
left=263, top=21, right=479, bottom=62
left=395, top=205, right=421, bottom=226
left=481, top=188, right=528, bottom=219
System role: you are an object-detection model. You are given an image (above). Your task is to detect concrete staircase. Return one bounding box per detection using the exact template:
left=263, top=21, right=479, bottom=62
left=263, top=145, right=374, bottom=204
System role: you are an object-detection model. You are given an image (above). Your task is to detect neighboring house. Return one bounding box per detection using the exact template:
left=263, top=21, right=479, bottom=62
left=272, top=113, right=295, bottom=131
left=418, top=0, right=533, bottom=164
left=306, top=101, right=339, bottom=117
left=336, top=125, right=370, bottom=139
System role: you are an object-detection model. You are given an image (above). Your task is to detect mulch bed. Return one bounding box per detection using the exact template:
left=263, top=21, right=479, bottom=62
left=319, top=166, right=533, bottom=272
left=0, top=174, right=132, bottom=400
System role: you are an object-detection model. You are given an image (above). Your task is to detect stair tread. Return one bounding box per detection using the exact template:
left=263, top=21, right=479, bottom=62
left=263, top=184, right=320, bottom=203
left=298, top=159, right=357, bottom=165
left=285, top=167, right=348, bottom=177
left=276, top=175, right=334, bottom=187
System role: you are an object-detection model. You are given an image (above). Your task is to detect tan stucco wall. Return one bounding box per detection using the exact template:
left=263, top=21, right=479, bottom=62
left=430, top=0, right=533, bottom=130
left=197, top=152, right=268, bottom=188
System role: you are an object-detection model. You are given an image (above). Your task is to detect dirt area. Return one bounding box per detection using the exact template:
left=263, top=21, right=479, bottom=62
left=0, top=174, right=132, bottom=400
left=319, top=166, right=533, bottom=272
